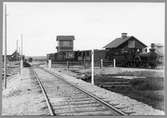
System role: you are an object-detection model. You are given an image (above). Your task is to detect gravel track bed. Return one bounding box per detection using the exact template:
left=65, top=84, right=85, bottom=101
left=43, top=66, right=165, bottom=115
left=33, top=68, right=125, bottom=116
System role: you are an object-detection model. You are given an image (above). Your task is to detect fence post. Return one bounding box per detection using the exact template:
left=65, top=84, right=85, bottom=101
left=67, top=61, right=69, bottom=71
left=91, top=50, right=94, bottom=85
left=113, top=58, right=116, bottom=68
left=20, top=59, right=23, bottom=74
left=48, top=59, right=51, bottom=69
left=100, top=59, right=103, bottom=69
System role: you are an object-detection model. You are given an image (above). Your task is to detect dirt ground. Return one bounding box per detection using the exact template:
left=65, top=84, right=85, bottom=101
left=2, top=68, right=49, bottom=116
left=2, top=63, right=165, bottom=115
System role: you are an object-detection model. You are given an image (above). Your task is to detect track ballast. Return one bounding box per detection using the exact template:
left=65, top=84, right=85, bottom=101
left=31, top=67, right=127, bottom=116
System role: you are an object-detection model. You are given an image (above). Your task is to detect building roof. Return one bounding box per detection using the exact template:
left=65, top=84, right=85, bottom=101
left=56, top=35, right=75, bottom=41
left=103, top=36, right=147, bottom=49
left=11, top=50, right=19, bottom=56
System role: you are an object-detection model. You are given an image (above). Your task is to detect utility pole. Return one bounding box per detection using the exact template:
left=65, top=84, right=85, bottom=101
left=20, top=34, right=23, bottom=73
left=16, top=39, right=18, bottom=52
left=91, top=49, right=94, bottom=85
left=19, top=47, right=21, bottom=74
left=21, top=34, right=23, bottom=57
left=16, top=39, right=19, bottom=61
left=4, top=4, right=7, bottom=89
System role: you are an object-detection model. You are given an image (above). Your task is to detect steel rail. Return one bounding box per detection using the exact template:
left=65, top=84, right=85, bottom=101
left=40, top=67, right=127, bottom=116
left=30, top=67, right=56, bottom=116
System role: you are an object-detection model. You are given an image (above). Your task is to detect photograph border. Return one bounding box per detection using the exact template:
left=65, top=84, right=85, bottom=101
left=0, top=0, right=166, bottom=118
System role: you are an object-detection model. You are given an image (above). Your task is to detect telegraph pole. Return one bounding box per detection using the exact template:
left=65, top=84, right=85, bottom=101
left=4, top=4, right=7, bottom=89
left=21, top=34, right=23, bottom=57
left=16, top=40, right=18, bottom=52
left=19, top=47, right=21, bottom=74
left=91, top=49, right=94, bottom=85
left=20, top=34, right=23, bottom=73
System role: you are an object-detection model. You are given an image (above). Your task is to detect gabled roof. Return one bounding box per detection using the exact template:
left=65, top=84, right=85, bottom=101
left=103, top=36, right=147, bottom=49
left=56, top=35, right=75, bottom=41
left=11, top=50, right=19, bottom=56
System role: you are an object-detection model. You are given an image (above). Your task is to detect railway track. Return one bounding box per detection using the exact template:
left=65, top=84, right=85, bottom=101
left=31, top=66, right=127, bottom=116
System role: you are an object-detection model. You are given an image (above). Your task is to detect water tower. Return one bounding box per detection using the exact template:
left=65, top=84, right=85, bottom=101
left=56, top=35, right=75, bottom=52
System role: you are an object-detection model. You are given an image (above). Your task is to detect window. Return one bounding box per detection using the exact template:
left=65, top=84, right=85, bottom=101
left=128, top=40, right=135, bottom=48
left=61, top=41, right=71, bottom=47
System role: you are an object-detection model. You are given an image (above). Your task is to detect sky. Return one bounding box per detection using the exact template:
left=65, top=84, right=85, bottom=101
left=3, top=2, right=165, bottom=56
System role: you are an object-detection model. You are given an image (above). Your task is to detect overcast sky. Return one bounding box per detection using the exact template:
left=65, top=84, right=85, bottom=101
left=3, top=2, right=165, bottom=56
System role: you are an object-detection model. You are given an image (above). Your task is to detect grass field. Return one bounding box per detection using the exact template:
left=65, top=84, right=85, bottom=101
left=69, top=67, right=164, bottom=111
left=93, top=74, right=164, bottom=110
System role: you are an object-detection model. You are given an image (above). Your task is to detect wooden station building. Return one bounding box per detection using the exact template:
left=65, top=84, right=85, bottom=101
left=104, top=33, right=147, bottom=60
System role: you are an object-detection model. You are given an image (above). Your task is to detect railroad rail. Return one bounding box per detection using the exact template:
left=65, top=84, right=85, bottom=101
left=31, top=68, right=55, bottom=115
left=31, top=66, right=127, bottom=116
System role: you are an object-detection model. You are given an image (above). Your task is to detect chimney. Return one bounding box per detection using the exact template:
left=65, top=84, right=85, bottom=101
left=151, top=43, right=155, bottom=49
left=121, top=33, right=127, bottom=39
left=150, top=43, right=155, bottom=52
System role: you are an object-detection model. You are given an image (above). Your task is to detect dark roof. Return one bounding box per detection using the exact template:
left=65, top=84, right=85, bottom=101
left=103, top=36, right=147, bottom=49
left=56, top=35, right=75, bottom=41
left=11, top=50, right=19, bottom=56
